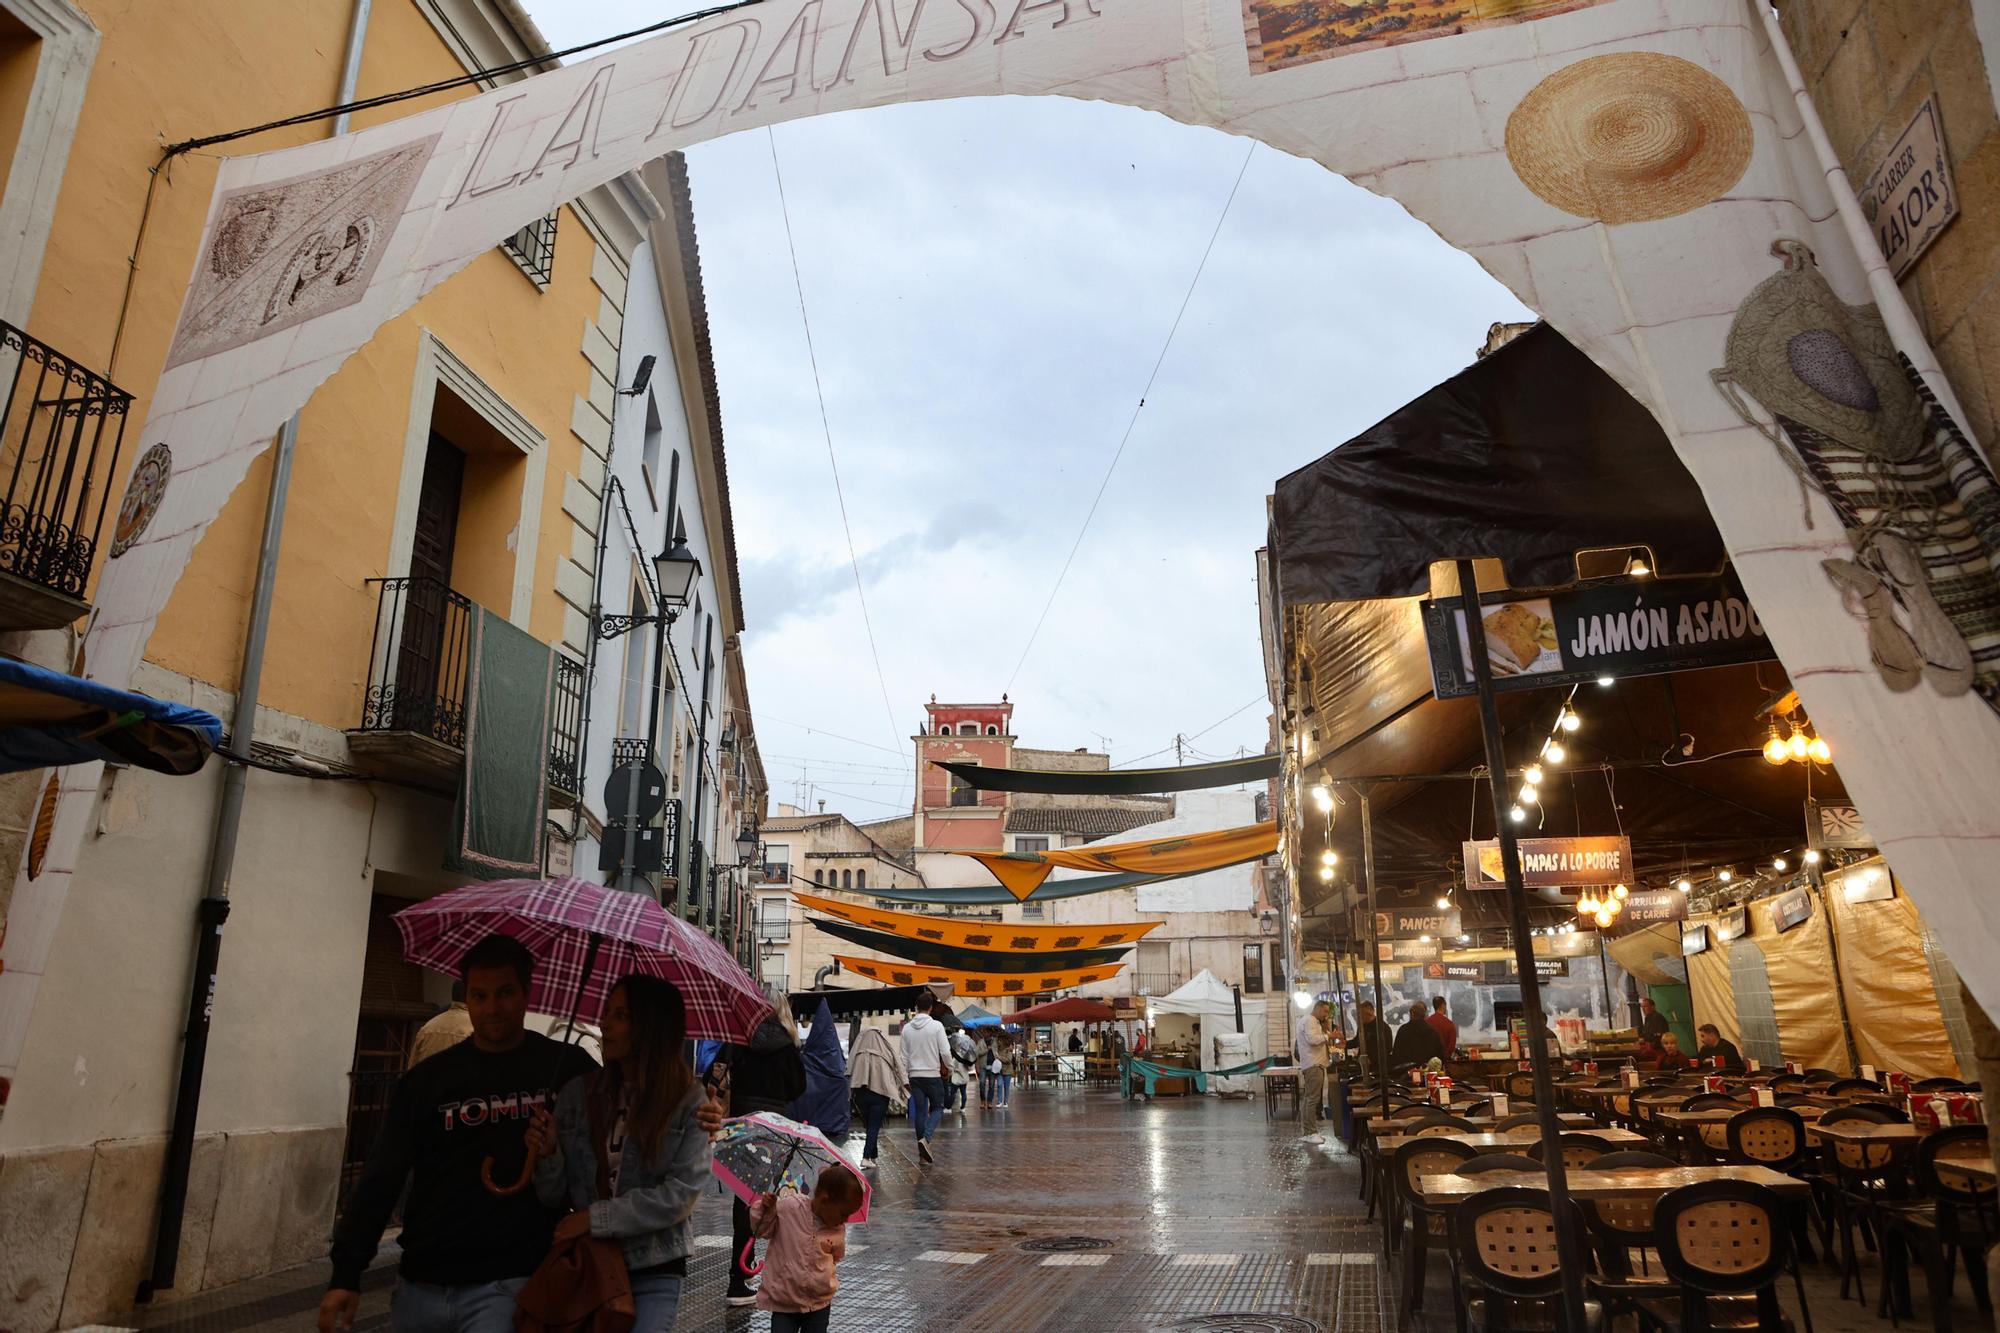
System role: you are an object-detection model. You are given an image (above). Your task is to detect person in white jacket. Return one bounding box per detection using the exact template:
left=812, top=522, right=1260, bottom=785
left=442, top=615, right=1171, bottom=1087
left=1295, top=1000, right=1332, bottom=1144
left=898, top=996, right=954, bottom=1163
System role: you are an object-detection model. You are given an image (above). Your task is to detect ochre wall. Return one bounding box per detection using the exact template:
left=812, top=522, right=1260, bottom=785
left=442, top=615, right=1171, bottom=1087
left=41, top=0, right=601, bottom=729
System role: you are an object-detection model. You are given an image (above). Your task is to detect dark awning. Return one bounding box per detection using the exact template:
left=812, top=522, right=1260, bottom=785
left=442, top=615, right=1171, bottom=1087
left=1271, top=323, right=1727, bottom=607
left=936, top=751, right=1278, bottom=794
left=808, top=918, right=1133, bottom=973
left=787, top=983, right=941, bottom=1024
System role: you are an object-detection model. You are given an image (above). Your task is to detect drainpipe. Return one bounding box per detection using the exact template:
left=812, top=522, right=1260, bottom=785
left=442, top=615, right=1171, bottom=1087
left=1753, top=2, right=1972, bottom=435
left=143, top=1, right=370, bottom=1297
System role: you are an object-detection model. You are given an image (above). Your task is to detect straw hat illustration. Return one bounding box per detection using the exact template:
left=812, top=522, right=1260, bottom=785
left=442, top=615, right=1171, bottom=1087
left=1506, top=52, right=1753, bottom=225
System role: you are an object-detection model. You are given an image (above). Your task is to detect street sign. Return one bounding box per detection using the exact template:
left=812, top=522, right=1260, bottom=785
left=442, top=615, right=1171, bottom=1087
left=605, top=759, right=667, bottom=822
left=1861, top=99, right=1957, bottom=280
left=1462, top=835, right=1632, bottom=891
left=598, top=822, right=664, bottom=875
left=1421, top=569, right=1775, bottom=701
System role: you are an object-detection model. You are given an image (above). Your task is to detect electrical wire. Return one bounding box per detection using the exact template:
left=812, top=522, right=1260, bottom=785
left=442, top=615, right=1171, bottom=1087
left=1110, top=694, right=1266, bottom=767
left=1005, top=141, right=1258, bottom=692
left=765, top=127, right=908, bottom=771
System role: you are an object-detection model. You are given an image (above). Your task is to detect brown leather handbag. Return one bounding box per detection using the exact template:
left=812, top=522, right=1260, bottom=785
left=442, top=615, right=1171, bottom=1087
left=513, top=1234, right=634, bottom=1333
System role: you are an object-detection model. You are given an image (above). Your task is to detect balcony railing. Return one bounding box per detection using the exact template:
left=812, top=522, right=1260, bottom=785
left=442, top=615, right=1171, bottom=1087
left=757, top=917, right=792, bottom=942
left=1132, top=972, right=1184, bottom=997
left=0, top=321, right=133, bottom=624
left=548, top=654, right=585, bottom=800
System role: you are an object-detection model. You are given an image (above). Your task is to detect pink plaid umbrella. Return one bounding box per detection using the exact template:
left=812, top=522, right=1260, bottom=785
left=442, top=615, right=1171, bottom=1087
left=393, top=876, right=772, bottom=1044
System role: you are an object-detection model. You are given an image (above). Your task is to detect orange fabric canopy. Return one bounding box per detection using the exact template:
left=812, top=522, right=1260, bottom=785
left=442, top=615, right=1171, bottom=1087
left=958, top=822, right=1279, bottom=900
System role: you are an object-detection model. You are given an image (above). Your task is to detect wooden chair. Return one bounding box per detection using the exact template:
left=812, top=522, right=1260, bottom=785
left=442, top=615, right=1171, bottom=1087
left=1722, top=1108, right=1818, bottom=1320
left=1878, top=1125, right=1995, bottom=1332
left=1412, top=1115, right=1480, bottom=1137
left=1768, top=1072, right=1811, bottom=1094
left=1802, top=1068, right=1842, bottom=1084
left=1504, top=1070, right=1538, bottom=1103
left=1391, top=1138, right=1477, bottom=1323
left=1495, top=1112, right=1544, bottom=1131
left=1639, top=1180, right=1797, bottom=1332
left=1528, top=1134, right=1623, bottom=1171
left=1912, top=1077, right=1968, bottom=1093
left=1458, top=1153, right=1543, bottom=1174
left=1827, top=1132, right=1912, bottom=1305
left=1828, top=1078, right=1883, bottom=1098
left=1580, top=1152, right=1678, bottom=1322
left=1451, top=1185, right=1602, bottom=1332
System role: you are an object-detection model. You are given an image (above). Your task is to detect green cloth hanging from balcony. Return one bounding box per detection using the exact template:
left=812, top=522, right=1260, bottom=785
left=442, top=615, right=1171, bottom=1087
left=446, top=605, right=554, bottom=879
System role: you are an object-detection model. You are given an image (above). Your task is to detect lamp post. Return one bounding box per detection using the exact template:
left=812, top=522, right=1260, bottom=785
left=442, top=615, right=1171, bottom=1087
left=596, top=532, right=702, bottom=898
left=734, top=824, right=760, bottom=965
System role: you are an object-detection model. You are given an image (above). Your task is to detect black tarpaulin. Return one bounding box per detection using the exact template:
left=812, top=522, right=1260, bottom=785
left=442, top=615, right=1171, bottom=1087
left=787, top=983, right=941, bottom=1024
left=1271, top=323, right=1727, bottom=607
left=807, top=918, right=1133, bottom=974
left=936, top=752, right=1279, bottom=794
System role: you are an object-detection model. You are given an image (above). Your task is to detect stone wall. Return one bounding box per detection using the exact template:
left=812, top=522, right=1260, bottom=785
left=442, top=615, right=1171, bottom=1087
left=1778, top=0, right=2000, bottom=450
left=0, top=1124, right=342, bottom=1332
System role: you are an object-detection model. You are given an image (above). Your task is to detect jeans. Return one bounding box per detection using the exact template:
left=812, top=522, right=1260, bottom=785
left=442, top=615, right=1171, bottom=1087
left=771, top=1308, right=832, bottom=1333
left=389, top=1278, right=527, bottom=1333
left=997, top=1074, right=1013, bottom=1105
left=855, top=1087, right=890, bottom=1159
left=1299, top=1065, right=1327, bottom=1138
left=908, top=1076, right=947, bottom=1140
left=978, top=1070, right=997, bottom=1103
left=630, top=1269, right=683, bottom=1333
left=948, top=1078, right=967, bottom=1110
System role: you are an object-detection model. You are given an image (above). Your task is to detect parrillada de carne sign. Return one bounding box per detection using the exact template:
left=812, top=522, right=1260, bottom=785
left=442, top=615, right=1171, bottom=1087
left=1420, top=568, right=1775, bottom=700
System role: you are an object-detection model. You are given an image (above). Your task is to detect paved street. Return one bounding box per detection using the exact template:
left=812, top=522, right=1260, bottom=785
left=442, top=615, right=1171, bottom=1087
left=131, top=1085, right=1944, bottom=1333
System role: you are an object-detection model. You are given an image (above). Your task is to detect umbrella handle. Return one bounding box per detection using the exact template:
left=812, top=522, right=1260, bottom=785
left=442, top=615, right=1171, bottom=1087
left=480, top=1142, right=542, bottom=1196
left=738, top=1237, right=764, bottom=1277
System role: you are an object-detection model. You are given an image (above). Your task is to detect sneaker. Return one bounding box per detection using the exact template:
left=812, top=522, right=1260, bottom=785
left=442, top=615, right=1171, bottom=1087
left=1298, top=1133, right=1324, bottom=1144
left=918, top=1138, right=936, bottom=1164
left=861, top=1156, right=878, bottom=1168
left=726, top=1285, right=759, bottom=1307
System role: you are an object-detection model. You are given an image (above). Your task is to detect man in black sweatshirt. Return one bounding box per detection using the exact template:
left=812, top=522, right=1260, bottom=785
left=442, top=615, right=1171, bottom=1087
left=318, top=934, right=722, bottom=1333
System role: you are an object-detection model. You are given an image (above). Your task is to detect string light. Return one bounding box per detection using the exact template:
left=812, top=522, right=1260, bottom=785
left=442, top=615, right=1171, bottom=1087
left=1787, top=724, right=1810, bottom=761
left=1596, top=675, right=1615, bottom=688
left=1762, top=714, right=1832, bottom=766
left=1718, top=869, right=1733, bottom=883
left=1803, top=850, right=1822, bottom=866
left=1509, top=805, right=1527, bottom=823
left=1560, top=710, right=1581, bottom=733
left=1436, top=893, right=1452, bottom=911
left=1808, top=735, right=1832, bottom=764
left=1542, top=741, right=1565, bottom=763
left=1519, top=786, right=1539, bottom=805
left=1676, top=878, right=1692, bottom=893
left=1773, top=857, right=1788, bottom=872
left=1318, top=865, right=1334, bottom=882
left=1523, top=765, right=1544, bottom=787
left=1762, top=723, right=1790, bottom=766
left=1579, top=890, right=1600, bottom=914
left=1612, top=883, right=1629, bottom=900
left=1319, top=849, right=1337, bottom=867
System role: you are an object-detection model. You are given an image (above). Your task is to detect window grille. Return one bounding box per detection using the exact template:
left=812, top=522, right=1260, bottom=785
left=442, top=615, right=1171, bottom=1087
left=501, top=211, right=557, bottom=287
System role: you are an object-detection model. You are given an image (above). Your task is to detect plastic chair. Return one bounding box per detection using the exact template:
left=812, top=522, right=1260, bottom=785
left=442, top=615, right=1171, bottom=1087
left=1391, top=1138, right=1478, bottom=1322
left=1638, top=1179, right=1797, bottom=1332
left=1581, top=1153, right=1678, bottom=1319
left=1495, top=1112, right=1544, bottom=1131
left=1528, top=1133, right=1619, bottom=1171
left=1726, top=1107, right=1808, bottom=1173
left=1911, top=1077, right=1966, bottom=1093
left=1412, top=1115, right=1481, bottom=1137
left=1458, top=1153, right=1544, bottom=1174
left=1803, top=1068, right=1843, bottom=1084
left=1878, top=1124, right=1995, bottom=1331
left=1452, top=1185, right=1603, bottom=1332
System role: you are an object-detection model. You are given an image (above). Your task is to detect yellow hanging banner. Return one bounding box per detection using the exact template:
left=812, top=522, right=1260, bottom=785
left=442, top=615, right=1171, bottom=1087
left=830, top=955, right=1128, bottom=998
left=957, top=822, right=1278, bottom=901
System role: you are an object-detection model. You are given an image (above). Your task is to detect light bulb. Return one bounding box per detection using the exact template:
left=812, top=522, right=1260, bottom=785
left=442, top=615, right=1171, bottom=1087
left=1524, top=765, right=1544, bottom=787
left=1561, top=711, right=1581, bottom=733
left=1419, top=934, right=1432, bottom=943
left=1676, top=879, right=1692, bottom=893
left=1628, top=556, right=1652, bottom=577
left=1803, top=850, right=1822, bottom=866
left=1578, top=891, right=1598, bottom=914
left=1436, top=895, right=1452, bottom=911
left=1519, top=787, right=1539, bottom=805
left=1612, top=883, right=1629, bottom=900
left=1509, top=805, right=1527, bottom=824
left=1787, top=726, right=1810, bottom=760
left=1773, top=857, right=1788, bottom=872
left=1594, top=909, right=1614, bottom=928
left=1718, top=869, right=1733, bottom=883
left=1808, top=736, right=1832, bottom=764
left=1565, top=922, right=1578, bottom=935
left=1458, top=934, right=1471, bottom=944
left=1763, top=725, right=1790, bottom=765
left=1597, top=674, right=1615, bottom=688
left=1318, top=865, right=1334, bottom=882
left=1309, top=784, right=1330, bottom=805
left=1294, top=990, right=1313, bottom=1010
left=1542, top=742, right=1565, bottom=764
left=1320, top=849, right=1337, bottom=866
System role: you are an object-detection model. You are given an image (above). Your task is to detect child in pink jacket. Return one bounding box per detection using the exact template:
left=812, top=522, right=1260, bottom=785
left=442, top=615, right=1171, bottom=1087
left=750, top=1169, right=863, bottom=1332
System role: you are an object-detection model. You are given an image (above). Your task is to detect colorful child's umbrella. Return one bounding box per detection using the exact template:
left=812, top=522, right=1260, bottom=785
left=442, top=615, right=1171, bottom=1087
left=711, top=1111, right=870, bottom=1223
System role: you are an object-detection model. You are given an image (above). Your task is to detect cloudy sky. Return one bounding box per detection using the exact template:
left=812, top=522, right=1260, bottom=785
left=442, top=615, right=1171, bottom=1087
left=530, top=4, right=1533, bottom=825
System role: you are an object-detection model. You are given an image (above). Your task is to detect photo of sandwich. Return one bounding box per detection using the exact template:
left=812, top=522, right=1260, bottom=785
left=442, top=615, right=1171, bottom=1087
left=1454, top=597, right=1560, bottom=678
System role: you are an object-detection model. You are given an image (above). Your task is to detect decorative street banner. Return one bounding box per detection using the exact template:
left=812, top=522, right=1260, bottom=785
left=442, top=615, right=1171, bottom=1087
left=1421, top=569, right=1775, bottom=700
left=1463, top=836, right=1633, bottom=891
left=1375, top=905, right=1462, bottom=939
left=1621, top=890, right=1690, bottom=927
left=6, top=0, right=2000, bottom=1119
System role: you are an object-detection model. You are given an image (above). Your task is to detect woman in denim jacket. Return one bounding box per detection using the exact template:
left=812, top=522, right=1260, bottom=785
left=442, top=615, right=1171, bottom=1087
left=527, top=975, right=713, bottom=1332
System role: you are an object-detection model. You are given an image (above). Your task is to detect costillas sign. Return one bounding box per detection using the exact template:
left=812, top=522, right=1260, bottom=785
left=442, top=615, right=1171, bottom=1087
left=1423, top=962, right=1484, bottom=982
left=1375, top=906, right=1461, bottom=939
left=1421, top=570, right=1774, bottom=700
left=1463, top=836, right=1633, bottom=891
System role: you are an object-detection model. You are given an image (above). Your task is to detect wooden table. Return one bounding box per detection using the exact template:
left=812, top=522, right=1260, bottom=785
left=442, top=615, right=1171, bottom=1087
left=1262, top=1066, right=1301, bottom=1118
left=1657, top=1106, right=1826, bottom=1128
left=1419, top=1164, right=1811, bottom=1207
left=1935, top=1158, right=1997, bottom=1184
left=1377, top=1128, right=1645, bottom=1154
left=1357, top=1108, right=1593, bottom=1129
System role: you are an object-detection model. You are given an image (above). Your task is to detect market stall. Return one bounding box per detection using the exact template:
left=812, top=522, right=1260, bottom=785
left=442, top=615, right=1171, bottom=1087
left=1148, top=970, right=1267, bottom=1076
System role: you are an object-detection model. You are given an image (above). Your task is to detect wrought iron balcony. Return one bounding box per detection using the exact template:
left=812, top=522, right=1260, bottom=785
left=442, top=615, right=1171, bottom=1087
left=349, top=575, right=584, bottom=795
left=0, top=321, right=133, bottom=627
left=757, top=916, right=792, bottom=943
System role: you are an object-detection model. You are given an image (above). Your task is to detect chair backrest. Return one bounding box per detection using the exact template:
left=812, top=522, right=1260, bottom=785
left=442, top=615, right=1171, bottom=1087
left=1681, top=1093, right=1740, bottom=1111
left=1393, top=1138, right=1477, bottom=1208
left=1828, top=1078, right=1882, bottom=1096
left=1820, top=1102, right=1904, bottom=1126
left=1413, top=1118, right=1476, bottom=1137
left=1452, top=1186, right=1587, bottom=1299
left=1653, top=1180, right=1794, bottom=1296
left=1802, top=1068, right=1842, bottom=1084
left=1458, top=1153, right=1543, bottom=1174
left=1916, top=1125, right=1994, bottom=1207
left=1726, top=1107, right=1805, bottom=1171
left=1696, top=1122, right=1733, bottom=1151
left=1528, top=1134, right=1613, bottom=1170
left=1495, top=1112, right=1542, bottom=1130
left=1504, top=1070, right=1537, bottom=1100
left=1774, top=1093, right=1818, bottom=1108
left=1588, top=1150, right=1678, bottom=1170
left=1767, top=1072, right=1809, bottom=1092
left=1456, top=1098, right=1494, bottom=1118
left=1831, top=1137, right=1902, bottom=1173
left=1913, top=1077, right=1966, bottom=1092
left=1610, top=1091, right=1634, bottom=1117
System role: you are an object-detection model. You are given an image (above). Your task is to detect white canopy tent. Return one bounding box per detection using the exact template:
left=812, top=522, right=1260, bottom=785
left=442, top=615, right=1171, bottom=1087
left=1148, top=970, right=1268, bottom=1082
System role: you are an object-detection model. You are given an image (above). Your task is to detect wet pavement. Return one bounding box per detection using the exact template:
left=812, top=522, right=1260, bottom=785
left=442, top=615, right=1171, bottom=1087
left=128, top=1084, right=1954, bottom=1333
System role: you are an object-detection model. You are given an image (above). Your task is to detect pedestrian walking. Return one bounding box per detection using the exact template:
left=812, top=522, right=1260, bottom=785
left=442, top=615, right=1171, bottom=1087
left=715, top=1009, right=807, bottom=1306
left=749, top=1168, right=865, bottom=1333
left=318, top=936, right=631, bottom=1333
left=977, top=1036, right=1000, bottom=1106
left=1294, top=1000, right=1332, bottom=1145
left=523, top=976, right=715, bottom=1332
left=946, top=1028, right=972, bottom=1112
left=847, top=1027, right=903, bottom=1167
left=898, top=996, right=953, bottom=1164
left=997, top=1039, right=1019, bottom=1107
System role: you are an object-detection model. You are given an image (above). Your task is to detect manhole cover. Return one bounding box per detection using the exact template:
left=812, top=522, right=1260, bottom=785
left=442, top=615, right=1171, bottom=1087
left=1160, top=1312, right=1328, bottom=1320
left=1017, top=1235, right=1116, bottom=1252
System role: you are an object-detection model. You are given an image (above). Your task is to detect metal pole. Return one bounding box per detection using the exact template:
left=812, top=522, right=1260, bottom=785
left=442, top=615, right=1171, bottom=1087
left=1454, top=558, right=1589, bottom=1331
left=1596, top=931, right=1615, bottom=1027
left=145, top=414, right=300, bottom=1296
left=1361, top=789, right=1388, bottom=1116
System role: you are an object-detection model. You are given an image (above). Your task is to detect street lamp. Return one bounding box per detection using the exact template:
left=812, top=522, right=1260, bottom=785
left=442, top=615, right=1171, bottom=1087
left=654, top=533, right=702, bottom=605
left=736, top=826, right=760, bottom=865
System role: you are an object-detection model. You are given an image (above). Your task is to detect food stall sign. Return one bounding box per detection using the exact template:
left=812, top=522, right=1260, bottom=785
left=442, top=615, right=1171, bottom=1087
left=1771, top=887, right=1813, bottom=933
left=1420, top=569, right=1775, bottom=700
left=1479, top=959, right=1570, bottom=983
left=1621, top=889, right=1689, bottom=926
left=1682, top=924, right=1710, bottom=956
left=1377, top=938, right=1443, bottom=965
left=1422, top=961, right=1484, bottom=982
left=1462, top=835, right=1632, bottom=891
left=1712, top=905, right=1749, bottom=943
left=1375, top=906, right=1461, bottom=939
